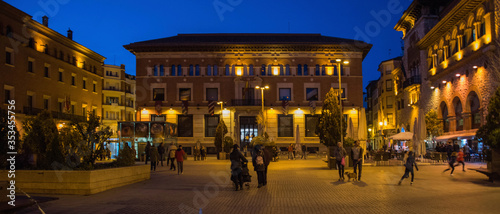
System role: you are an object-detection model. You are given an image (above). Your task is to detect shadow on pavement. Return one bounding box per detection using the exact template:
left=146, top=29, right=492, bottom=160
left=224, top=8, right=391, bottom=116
left=331, top=180, right=348, bottom=186
left=352, top=181, right=368, bottom=187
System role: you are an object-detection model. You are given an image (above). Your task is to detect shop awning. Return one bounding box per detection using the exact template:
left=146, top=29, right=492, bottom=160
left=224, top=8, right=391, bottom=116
left=388, top=132, right=413, bottom=140
left=434, top=129, right=478, bottom=141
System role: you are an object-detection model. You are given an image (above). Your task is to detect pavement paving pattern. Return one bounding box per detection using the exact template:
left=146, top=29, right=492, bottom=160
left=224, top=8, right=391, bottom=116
left=17, top=158, right=500, bottom=214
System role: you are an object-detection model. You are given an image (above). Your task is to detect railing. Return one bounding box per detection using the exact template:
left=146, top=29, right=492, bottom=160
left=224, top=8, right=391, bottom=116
left=231, top=99, right=262, bottom=106
left=51, top=111, right=86, bottom=121
left=23, top=107, right=44, bottom=115
left=103, top=87, right=121, bottom=91
left=403, top=75, right=421, bottom=88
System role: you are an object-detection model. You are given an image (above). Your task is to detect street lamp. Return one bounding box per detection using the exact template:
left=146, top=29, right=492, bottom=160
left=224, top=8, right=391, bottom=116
left=255, top=85, right=269, bottom=133
left=331, top=59, right=349, bottom=146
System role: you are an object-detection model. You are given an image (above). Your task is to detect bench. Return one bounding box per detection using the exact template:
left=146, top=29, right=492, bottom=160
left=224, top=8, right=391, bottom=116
left=469, top=168, right=500, bottom=182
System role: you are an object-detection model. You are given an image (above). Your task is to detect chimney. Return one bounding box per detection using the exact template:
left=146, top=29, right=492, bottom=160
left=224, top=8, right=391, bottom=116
left=67, top=28, right=73, bottom=40
left=42, top=16, right=48, bottom=27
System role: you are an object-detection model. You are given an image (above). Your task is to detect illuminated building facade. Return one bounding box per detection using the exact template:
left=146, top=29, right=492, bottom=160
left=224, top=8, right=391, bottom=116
left=125, top=33, right=371, bottom=154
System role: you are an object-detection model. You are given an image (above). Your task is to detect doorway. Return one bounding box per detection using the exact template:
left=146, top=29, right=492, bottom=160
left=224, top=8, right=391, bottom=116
left=240, top=116, right=258, bottom=148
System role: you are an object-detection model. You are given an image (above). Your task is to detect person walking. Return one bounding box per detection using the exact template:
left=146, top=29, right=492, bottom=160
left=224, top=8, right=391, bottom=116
left=253, top=149, right=266, bottom=188
left=168, top=142, right=177, bottom=171
left=334, top=142, right=346, bottom=181
left=454, top=148, right=466, bottom=172
left=175, top=145, right=186, bottom=175
left=158, top=143, right=165, bottom=166
left=446, top=140, right=453, bottom=161
left=301, top=144, right=307, bottom=159
left=230, top=144, right=248, bottom=191
left=145, top=142, right=151, bottom=165
left=201, top=146, right=207, bottom=161
left=150, top=146, right=159, bottom=171
left=443, top=151, right=457, bottom=175
left=288, top=144, right=294, bottom=160
left=398, top=151, right=419, bottom=185
left=351, top=141, right=363, bottom=181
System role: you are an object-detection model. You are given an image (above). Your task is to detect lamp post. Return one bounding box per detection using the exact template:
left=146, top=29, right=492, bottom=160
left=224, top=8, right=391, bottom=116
left=331, top=59, right=349, bottom=146
left=255, top=85, right=269, bottom=134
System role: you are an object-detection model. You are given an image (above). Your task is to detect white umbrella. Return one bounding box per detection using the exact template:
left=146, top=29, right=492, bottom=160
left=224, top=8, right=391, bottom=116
left=357, top=108, right=368, bottom=161
left=346, top=117, right=354, bottom=139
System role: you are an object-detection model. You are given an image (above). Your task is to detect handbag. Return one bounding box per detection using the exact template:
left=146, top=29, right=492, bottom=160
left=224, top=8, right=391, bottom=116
left=341, top=157, right=345, bottom=166
left=183, top=152, right=187, bottom=160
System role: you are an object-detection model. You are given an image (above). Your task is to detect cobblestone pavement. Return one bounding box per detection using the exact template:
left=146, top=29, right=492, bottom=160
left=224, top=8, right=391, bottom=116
left=18, top=158, right=500, bottom=214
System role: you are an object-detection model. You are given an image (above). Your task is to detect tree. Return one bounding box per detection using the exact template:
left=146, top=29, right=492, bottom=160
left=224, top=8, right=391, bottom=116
left=21, top=111, right=64, bottom=169
left=425, top=109, right=443, bottom=139
left=72, top=113, right=112, bottom=168
left=477, top=87, right=500, bottom=148
left=315, top=88, right=346, bottom=147
left=223, top=136, right=234, bottom=153
left=214, top=119, right=228, bottom=156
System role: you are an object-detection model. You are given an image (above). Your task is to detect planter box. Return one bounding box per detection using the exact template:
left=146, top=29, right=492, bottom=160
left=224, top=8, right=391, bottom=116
left=0, top=165, right=150, bottom=195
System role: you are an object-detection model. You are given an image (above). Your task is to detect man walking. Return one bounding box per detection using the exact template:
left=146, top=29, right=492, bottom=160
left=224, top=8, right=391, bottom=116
left=398, top=151, right=418, bottom=185
left=351, top=141, right=363, bottom=181
left=150, top=146, right=159, bottom=171
left=263, top=146, right=272, bottom=186
left=145, top=142, right=151, bottom=165
left=301, top=144, right=307, bottom=159
left=230, top=144, right=248, bottom=191
left=168, top=142, right=177, bottom=171
left=158, top=143, right=165, bottom=166
left=175, top=145, right=186, bottom=175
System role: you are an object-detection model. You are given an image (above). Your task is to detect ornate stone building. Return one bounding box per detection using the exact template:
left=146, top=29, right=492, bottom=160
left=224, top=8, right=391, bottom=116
left=0, top=1, right=105, bottom=133
left=124, top=34, right=371, bottom=154
left=396, top=0, right=500, bottom=150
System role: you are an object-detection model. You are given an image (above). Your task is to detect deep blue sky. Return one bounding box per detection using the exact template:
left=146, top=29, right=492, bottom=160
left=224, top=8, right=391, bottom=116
left=6, top=0, right=412, bottom=91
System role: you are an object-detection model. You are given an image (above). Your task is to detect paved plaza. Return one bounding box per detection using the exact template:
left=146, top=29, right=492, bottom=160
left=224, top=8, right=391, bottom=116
left=17, top=158, right=500, bottom=214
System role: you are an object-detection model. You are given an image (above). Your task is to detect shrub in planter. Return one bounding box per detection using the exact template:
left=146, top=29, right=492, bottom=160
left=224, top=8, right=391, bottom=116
left=116, top=145, right=136, bottom=167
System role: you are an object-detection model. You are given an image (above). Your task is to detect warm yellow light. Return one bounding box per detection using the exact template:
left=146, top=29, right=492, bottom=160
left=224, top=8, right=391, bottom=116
left=222, top=108, right=230, bottom=115
left=485, top=35, right=491, bottom=44
left=430, top=86, right=435, bottom=90
left=351, top=108, right=357, bottom=114
left=442, top=80, right=446, bottom=84
left=168, top=109, right=175, bottom=114
left=442, top=61, right=448, bottom=69
left=335, top=59, right=342, bottom=62
left=343, top=61, right=349, bottom=65
left=474, top=42, right=479, bottom=51
left=457, top=52, right=462, bottom=61
left=264, top=86, right=269, bottom=89
left=455, top=73, right=460, bottom=77
left=272, top=66, right=280, bottom=75
left=255, top=86, right=260, bottom=89
left=384, top=121, right=387, bottom=126
left=58, top=123, right=64, bottom=129
left=368, top=128, right=372, bottom=132
left=235, top=66, right=243, bottom=76
left=294, top=108, right=304, bottom=114
left=473, top=65, right=478, bottom=69
left=430, top=68, right=436, bottom=76
left=141, top=108, right=148, bottom=115
left=379, top=122, right=383, bottom=126
left=326, top=66, right=334, bottom=75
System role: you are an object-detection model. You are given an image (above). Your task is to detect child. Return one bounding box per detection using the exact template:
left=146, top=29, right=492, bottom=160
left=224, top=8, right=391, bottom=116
left=398, top=151, right=419, bottom=185
left=454, top=149, right=465, bottom=172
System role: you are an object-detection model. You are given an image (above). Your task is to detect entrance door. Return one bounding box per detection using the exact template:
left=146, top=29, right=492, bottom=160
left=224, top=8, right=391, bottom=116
left=240, top=116, right=258, bottom=148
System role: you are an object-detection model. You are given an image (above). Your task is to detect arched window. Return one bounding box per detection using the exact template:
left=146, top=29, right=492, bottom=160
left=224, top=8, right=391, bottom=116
left=441, top=102, right=449, bottom=133
left=285, top=64, right=290, bottom=76
left=303, top=64, right=309, bottom=75
left=225, top=64, right=230, bottom=76
left=280, top=65, right=284, bottom=76
left=249, top=64, right=254, bottom=76
left=171, top=65, right=176, bottom=76
left=454, top=98, right=463, bottom=131
left=315, top=64, right=320, bottom=76
left=189, top=65, right=194, bottom=76
left=468, top=92, right=481, bottom=129
left=297, top=64, right=302, bottom=76
left=261, top=64, right=266, bottom=76
left=321, top=65, right=326, bottom=76
left=153, top=65, right=158, bottom=76
left=195, top=64, right=200, bottom=76
left=177, top=65, right=182, bottom=76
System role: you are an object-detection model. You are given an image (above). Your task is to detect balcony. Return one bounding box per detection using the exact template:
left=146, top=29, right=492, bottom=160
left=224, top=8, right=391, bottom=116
left=23, top=107, right=44, bottom=116
left=403, top=75, right=421, bottom=89
left=103, top=87, right=121, bottom=92
left=51, top=111, right=86, bottom=121
left=231, top=99, right=262, bottom=106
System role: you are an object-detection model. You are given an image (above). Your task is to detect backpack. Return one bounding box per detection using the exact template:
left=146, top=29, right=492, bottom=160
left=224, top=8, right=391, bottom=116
left=256, top=155, right=264, bottom=165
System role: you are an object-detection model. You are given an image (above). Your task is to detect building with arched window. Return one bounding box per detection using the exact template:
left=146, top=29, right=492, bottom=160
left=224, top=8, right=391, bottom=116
left=124, top=34, right=372, bottom=154
left=396, top=0, right=500, bottom=151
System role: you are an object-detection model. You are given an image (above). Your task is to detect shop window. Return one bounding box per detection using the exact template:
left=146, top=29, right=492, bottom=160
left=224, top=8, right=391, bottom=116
left=205, top=115, right=219, bottom=137
left=178, top=115, right=193, bottom=137
left=278, top=115, right=293, bottom=137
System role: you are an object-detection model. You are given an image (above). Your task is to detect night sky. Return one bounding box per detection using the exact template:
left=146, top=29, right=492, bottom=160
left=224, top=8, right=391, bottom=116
left=6, top=0, right=412, bottom=91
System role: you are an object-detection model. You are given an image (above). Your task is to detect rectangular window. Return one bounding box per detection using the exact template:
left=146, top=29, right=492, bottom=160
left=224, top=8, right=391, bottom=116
left=179, top=88, right=191, bottom=101
left=71, top=76, right=75, bottom=86
left=278, top=115, right=293, bottom=137
left=4, top=90, right=11, bottom=104
left=82, top=107, right=87, bottom=118
left=83, top=79, right=86, bottom=89
left=93, top=82, right=96, bottom=92
left=386, top=80, right=392, bottom=91
left=387, top=96, right=394, bottom=109
left=279, top=88, right=291, bottom=101
left=44, top=66, right=49, bottom=77
left=58, top=102, right=63, bottom=112
left=388, top=113, right=394, bottom=124
left=178, top=115, right=193, bottom=137
left=153, top=88, right=165, bottom=101
left=27, top=95, right=33, bottom=108
left=306, top=88, right=318, bottom=101
left=59, top=71, right=63, bottom=82
left=205, top=115, right=219, bottom=137
left=28, top=61, right=33, bottom=73
left=44, top=98, right=49, bottom=110
left=6, top=51, right=12, bottom=65
left=305, top=115, right=319, bottom=137
left=71, top=105, right=75, bottom=114
left=206, top=88, right=218, bottom=101
left=334, top=88, right=346, bottom=99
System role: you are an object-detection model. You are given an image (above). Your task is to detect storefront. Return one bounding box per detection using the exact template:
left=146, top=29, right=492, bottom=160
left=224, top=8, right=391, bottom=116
left=118, top=121, right=177, bottom=159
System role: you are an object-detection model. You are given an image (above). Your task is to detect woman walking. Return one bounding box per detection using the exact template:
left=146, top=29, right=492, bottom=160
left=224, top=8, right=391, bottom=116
left=175, top=145, right=186, bottom=175
left=443, top=151, right=457, bottom=176
left=334, top=142, right=346, bottom=181
left=398, top=151, right=418, bottom=185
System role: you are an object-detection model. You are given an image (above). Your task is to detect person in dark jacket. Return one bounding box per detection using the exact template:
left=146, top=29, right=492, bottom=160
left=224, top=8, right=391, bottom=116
left=145, top=142, right=151, bottom=164
left=253, top=149, right=266, bottom=188
left=446, top=140, right=454, bottom=161
left=157, top=143, right=165, bottom=166
left=230, top=144, right=248, bottom=191
left=175, top=145, right=186, bottom=175
left=334, top=142, right=346, bottom=181
left=301, top=144, right=307, bottom=159
left=351, top=141, right=364, bottom=181
left=150, top=146, right=159, bottom=171
left=398, top=151, right=419, bottom=185
left=443, top=151, right=457, bottom=175
left=262, top=147, right=272, bottom=186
